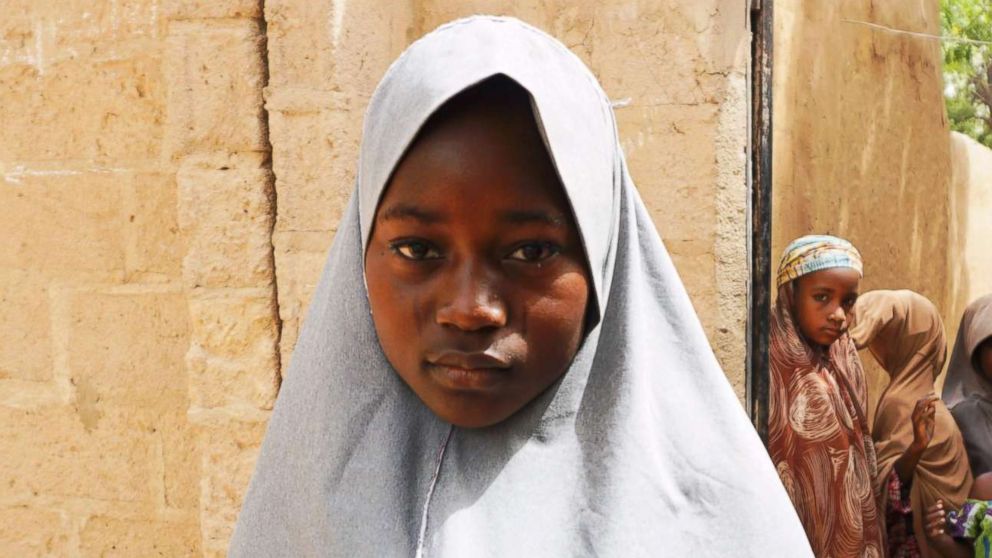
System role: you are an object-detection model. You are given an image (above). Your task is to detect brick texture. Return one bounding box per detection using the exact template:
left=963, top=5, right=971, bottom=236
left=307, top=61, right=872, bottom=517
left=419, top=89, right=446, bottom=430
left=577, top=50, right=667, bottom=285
left=0, top=1, right=274, bottom=555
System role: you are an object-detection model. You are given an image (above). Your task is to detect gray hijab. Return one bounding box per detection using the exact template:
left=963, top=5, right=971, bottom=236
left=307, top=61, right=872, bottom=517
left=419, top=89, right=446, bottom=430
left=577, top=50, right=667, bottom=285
left=942, top=294, right=992, bottom=476
left=230, top=16, right=811, bottom=557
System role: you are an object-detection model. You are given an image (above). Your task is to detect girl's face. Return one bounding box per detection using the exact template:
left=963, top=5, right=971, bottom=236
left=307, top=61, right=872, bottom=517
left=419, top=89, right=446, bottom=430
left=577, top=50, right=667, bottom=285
left=791, top=268, right=861, bottom=348
left=364, top=89, right=591, bottom=428
left=977, top=338, right=992, bottom=382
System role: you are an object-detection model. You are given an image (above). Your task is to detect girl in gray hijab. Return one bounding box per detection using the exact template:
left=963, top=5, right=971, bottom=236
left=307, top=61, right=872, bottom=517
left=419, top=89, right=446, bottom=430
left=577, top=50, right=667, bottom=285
left=943, top=294, right=992, bottom=477
left=230, top=16, right=811, bottom=557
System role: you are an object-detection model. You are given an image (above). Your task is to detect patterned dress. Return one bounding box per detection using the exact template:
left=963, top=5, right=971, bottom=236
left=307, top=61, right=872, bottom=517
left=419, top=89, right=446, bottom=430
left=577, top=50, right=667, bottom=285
left=947, top=499, right=992, bottom=558
left=769, top=284, right=885, bottom=558
left=885, top=470, right=922, bottom=558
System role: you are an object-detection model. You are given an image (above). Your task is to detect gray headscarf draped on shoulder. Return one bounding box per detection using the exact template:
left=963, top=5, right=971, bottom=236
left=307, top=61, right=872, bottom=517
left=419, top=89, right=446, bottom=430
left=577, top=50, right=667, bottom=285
left=230, top=16, right=811, bottom=557
left=943, top=294, right=992, bottom=476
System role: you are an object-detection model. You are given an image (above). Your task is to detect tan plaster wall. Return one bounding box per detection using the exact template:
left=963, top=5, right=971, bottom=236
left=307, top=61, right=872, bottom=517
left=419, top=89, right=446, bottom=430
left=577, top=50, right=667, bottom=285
left=947, top=132, right=992, bottom=353
left=0, top=1, right=278, bottom=555
left=772, top=0, right=952, bottom=418
left=1, top=0, right=752, bottom=553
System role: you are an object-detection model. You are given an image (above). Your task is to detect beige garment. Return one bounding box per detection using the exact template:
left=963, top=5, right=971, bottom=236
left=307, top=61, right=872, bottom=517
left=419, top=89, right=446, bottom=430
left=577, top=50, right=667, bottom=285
left=851, top=290, right=973, bottom=558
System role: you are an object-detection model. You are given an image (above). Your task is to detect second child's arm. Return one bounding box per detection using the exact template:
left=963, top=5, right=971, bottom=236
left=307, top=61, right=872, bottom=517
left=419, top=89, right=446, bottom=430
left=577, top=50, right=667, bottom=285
left=924, top=500, right=972, bottom=558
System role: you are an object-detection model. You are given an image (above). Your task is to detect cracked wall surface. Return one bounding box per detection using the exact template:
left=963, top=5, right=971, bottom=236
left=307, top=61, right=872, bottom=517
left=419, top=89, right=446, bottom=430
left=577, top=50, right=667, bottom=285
left=1, top=0, right=751, bottom=553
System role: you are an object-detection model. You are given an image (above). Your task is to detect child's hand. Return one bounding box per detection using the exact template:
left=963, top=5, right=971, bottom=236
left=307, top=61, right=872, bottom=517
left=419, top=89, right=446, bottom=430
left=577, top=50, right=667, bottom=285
left=912, top=394, right=938, bottom=451
left=925, top=499, right=974, bottom=558
left=925, top=499, right=949, bottom=539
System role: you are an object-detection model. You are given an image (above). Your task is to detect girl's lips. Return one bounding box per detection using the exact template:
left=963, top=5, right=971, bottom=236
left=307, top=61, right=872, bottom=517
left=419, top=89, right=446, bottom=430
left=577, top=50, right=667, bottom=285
left=426, top=350, right=511, bottom=370
left=424, top=350, right=513, bottom=391
left=425, top=363, right=510, bottom=392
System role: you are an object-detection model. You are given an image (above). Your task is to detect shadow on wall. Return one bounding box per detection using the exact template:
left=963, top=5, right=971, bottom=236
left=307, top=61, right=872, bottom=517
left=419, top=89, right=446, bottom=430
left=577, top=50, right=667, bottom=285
left=772, top=0, right=952, bottom=418
left=945, top=131, right=972, bottom=392
left=946, top=132, right=992, bottom=372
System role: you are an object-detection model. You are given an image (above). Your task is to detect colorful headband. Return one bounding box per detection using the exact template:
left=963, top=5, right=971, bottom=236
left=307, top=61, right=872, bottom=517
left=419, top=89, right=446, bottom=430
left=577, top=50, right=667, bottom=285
left=776, top=234, right=863, bottom=288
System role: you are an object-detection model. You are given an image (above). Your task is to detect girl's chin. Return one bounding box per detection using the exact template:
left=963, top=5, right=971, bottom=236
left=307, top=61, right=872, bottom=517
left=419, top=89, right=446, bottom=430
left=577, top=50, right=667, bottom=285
left=814, top=335, right=840, bottom=347
left=801, top=330, right=839, bottom=348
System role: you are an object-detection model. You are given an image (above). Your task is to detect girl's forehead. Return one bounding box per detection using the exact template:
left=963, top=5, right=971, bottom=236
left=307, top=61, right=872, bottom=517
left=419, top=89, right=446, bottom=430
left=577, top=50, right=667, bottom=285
left=378, top=80, right=572, bottom=218
left=799, top=267, right=862, bottom=290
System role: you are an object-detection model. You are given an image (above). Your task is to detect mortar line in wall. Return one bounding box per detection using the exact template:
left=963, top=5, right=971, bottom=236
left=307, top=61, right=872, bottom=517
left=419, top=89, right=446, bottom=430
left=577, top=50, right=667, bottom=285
left=258, top=0, right=284, bottom=388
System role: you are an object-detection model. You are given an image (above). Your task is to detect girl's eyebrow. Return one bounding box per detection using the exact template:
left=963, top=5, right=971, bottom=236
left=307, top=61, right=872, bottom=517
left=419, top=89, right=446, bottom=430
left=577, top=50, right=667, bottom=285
left=500, top=209, right=566, bottom=227
left=379, top=203, right=446, bottom=224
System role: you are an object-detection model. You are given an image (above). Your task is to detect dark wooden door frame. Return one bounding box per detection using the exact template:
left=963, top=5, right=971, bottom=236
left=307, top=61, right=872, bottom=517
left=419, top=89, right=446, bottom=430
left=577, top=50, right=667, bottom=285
left=747, top=0, right=773, bottom=444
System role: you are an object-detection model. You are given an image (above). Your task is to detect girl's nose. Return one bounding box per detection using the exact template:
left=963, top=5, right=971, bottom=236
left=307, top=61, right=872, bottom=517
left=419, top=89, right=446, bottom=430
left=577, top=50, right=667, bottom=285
left=828, top=305, right=846, bottom=324
left=435, top=263, right=507, bottom=331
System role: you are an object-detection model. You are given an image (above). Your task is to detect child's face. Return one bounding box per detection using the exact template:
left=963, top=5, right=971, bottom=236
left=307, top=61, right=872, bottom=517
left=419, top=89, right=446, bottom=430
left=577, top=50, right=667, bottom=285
left=972, top=472, right=992, bottom=500
left=364, top=95, right=591, bottom=428
left=977, top=338, right=992, bottom=382
left=791, top=268, right=861, bottom=348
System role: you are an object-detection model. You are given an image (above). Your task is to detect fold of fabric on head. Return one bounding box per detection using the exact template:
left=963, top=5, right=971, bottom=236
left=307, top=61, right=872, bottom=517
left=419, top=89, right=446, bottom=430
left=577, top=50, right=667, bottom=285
left=943, top=294, right=992, bottom=477
left=229, top=16, right=811, bottom=557
left=767, top=236, right=883, bottom=558
left=851, top=289, right=973, bottom=558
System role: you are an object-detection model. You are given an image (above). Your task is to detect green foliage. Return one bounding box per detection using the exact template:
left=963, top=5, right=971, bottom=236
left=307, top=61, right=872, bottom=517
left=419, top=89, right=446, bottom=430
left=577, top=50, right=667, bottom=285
left=941, top=0, right=992, bottom=147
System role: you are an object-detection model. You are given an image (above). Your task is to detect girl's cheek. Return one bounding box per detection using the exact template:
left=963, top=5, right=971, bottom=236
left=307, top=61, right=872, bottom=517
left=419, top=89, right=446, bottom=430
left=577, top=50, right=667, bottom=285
left=410, top=288, right=432, bottom=335
left=979, top=345, right=992, bottom=379
left=522, top=273, right=589, bottom=340
left=797, top=304, right=823, bottom=337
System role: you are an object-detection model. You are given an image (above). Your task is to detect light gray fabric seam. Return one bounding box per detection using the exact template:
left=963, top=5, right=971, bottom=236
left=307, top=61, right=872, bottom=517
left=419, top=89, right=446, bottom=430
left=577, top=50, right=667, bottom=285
left=415, top=425, right=454, bottom=558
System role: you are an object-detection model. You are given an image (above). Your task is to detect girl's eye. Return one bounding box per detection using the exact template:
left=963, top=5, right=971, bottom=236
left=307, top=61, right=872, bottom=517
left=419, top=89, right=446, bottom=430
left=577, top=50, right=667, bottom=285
left=391, top=240, right=441, bottom=260
left=813, top=294, right=829, bottom=303
left=507, top=242, right=560, bottom=263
